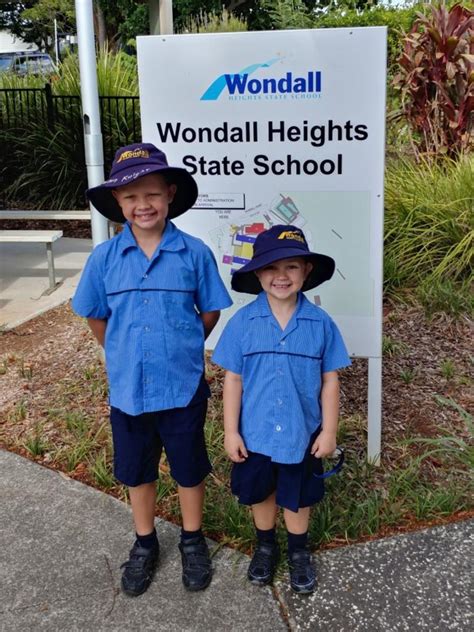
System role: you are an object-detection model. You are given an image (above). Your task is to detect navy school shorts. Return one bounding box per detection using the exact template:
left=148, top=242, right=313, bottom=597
left=231, top=429, right=324, bottom=513
left=109, top=381, right=211, bottom=488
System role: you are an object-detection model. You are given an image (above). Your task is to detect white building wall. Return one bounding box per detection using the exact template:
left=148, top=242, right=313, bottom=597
left=0, top=30, right=38, bottom=53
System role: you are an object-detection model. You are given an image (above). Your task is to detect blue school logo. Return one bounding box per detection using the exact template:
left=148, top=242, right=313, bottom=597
left=200, top=58, right=322, bottom=101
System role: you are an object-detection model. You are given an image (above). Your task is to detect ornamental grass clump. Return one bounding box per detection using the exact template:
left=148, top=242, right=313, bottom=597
left=384, top=156, right=474, bottom=294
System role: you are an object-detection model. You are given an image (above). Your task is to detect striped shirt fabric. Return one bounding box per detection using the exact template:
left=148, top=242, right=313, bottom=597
left=72, top=221, right=232, bottom=415
left=212, top=291, right=351, bottom=464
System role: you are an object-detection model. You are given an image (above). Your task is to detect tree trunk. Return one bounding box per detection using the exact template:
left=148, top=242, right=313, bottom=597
left=95, top=2, right=107, bottom=49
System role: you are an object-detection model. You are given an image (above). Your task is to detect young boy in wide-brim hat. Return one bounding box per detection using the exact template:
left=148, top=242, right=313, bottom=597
left=212, top=225, right=350, bottom=593
left=73, top=143, right=232, bottom=596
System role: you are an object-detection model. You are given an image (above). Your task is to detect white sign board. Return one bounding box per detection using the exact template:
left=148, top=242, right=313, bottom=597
left=137, top=28, right=386, bottom=359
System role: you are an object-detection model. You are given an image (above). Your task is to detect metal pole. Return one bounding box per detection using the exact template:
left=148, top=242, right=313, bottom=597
left=159, top=0, right=174, bottom=34
left=75, top=0, right=108, bottom=247
left=368, top=357, right=382, bottom=465
left=149, top=1, right=173, bottom=35
left=54, top=18, right=59, bottom=64
left=46, top=243, right=56, bottom=290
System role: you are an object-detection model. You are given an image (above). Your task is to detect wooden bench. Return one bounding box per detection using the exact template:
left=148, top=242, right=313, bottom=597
left=0, top=209, right=114, bottom=238
left=0, top=210, right=91, bottom=221
left=0, top=230, right=63, bottom=290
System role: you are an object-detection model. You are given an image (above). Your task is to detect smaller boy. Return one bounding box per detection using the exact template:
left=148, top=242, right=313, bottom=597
left=212, top=225, right=350, bottom=594
left=72, top=143, right=231, bottom=595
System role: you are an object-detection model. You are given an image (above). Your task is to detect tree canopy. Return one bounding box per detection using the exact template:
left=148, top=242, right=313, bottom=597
left=0, top=0, right=385, bottom=50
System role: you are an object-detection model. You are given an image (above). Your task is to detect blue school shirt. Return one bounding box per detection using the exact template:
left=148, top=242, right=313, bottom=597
left=72, top=221, right=232, bottom=415
left=212, top=292, right=351, bottom=464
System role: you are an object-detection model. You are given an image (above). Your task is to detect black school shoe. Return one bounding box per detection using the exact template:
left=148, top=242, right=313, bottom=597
left=120, top=540, right=159, bottom=596
left=288, top=548, right=317, bottom=594
left=179, top=537, right=212, bottom=591
left=247, top=542, right=279, bottom=586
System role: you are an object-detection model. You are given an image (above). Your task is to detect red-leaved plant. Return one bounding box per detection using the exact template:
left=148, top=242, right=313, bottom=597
left=393, top=2, right=474, bottom=158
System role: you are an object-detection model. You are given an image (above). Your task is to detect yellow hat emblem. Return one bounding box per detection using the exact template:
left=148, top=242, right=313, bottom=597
left=117, top=149, right=150, bottom=163
left=277, top=230, right=305, bottom=244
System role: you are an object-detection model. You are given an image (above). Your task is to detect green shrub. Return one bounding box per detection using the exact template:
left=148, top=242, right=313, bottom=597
left=312, top=3, right=423, bottom=69
left=393, top=2, right=474, bottom=158
left=417, top=279, right=473, bottom=318
left=384, top=156, right=474, bottom=294
left=0, top=48, right=140, bottom=208
left=2, top=118, right=86, bottom=208
left=181, top=7, right=248, bottom=33
left=56, top=48, right=138, bottom=96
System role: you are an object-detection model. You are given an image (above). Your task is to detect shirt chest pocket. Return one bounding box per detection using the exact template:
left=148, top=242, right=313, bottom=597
left=162, top=291, right=199, bottom=331
left=288, top=327, right=324, bottom=394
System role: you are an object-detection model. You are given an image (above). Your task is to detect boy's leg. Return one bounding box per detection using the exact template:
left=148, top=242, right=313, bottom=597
left=283, top=507, right=316, bottom=594
left=109, top=407, right=162, bottom=597
left=129, top=481, right=157, bottom=534
left=178, top=480, right=205, bottom=531
left=283, top=506, right=310, bottom=534
left=252, top=491, right=278, bottom=529
left=157, top=394, right=213, bottom=592
left=248, top=493, right=279, bottom=586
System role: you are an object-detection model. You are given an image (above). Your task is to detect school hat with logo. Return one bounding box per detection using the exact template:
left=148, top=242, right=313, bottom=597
left=231, top=225, right=335, bottom=294
left=86, top=143, right=198, bottom=223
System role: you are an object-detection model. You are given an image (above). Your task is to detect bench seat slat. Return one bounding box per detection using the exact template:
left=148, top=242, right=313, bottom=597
left=0, top=211, right=90, bottom=220
left=0, top=230, right=63, bottom=243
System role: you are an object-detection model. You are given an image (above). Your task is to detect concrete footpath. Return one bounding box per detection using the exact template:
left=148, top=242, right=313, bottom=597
left=0, top=238, right=91, bottom=330
left=1, top=450, right=472, bottom=632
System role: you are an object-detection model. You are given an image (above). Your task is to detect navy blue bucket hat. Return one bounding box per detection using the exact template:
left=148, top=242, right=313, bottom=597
left=231, top=225, right=335, bottom=294
left=87, top=143, right=198, bottom=223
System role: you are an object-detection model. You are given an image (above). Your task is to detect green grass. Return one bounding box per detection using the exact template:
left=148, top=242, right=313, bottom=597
left=63, top=411, right=90, bottom=437
left=89, top=449, right=115, bottom=490
left=8, top=399, right=27, bottom=422
left=439, top=359, right=456, bottom=380
left=23, top=423, right=49, bottom=457
left=417, top=279, right=473, bottom=318
left=382, top=335, right=409, bottom=357
left=4, top=405, right=472, bottom=553
left=399, top=367, right=417, bottom=384
left=384, top=156, right=474, bottom=299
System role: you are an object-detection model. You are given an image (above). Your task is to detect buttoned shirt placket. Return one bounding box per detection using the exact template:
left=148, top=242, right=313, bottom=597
left=271, top=313, right=299, bottom=455
left=131, top=237, right=169, bottom=408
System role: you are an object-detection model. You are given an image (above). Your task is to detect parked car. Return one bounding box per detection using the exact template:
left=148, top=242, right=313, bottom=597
left=0, top=51, right=57, bottom=76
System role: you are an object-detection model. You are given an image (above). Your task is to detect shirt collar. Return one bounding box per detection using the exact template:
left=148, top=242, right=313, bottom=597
left=296, top=294, right=322, bottom=321
left=248, top=291, right=321, bottom=321
left=118, top=220, right=185, bottom=255
left=248, top=291, right=273, bottom=319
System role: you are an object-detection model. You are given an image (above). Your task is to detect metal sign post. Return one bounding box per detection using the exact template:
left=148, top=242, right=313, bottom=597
left=75, top=0, right=108, bottom=247
left=149, top=1, right=173, bottom=35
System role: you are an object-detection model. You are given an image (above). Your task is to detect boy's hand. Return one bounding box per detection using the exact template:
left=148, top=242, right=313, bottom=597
left=311, top=431, right=337, bottom=459
left=224, top=432, right=248, bottom=463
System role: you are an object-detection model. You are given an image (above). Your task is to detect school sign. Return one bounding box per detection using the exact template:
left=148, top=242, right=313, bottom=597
left=137, top=28, right=386, bottom=459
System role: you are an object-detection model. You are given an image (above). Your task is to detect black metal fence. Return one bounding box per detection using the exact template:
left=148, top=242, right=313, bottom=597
left=0, top=84, right=141, bottom=208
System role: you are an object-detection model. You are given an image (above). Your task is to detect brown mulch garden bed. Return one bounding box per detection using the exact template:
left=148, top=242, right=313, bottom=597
left=0, top=301, right=472, bottom=546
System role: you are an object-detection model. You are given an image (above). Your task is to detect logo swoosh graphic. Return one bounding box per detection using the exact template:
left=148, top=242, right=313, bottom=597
left=200, top=58, right=280, bottom=101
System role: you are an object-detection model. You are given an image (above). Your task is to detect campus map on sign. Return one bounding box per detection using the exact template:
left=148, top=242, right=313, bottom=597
left=181, top=190, right=372, bottom=319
